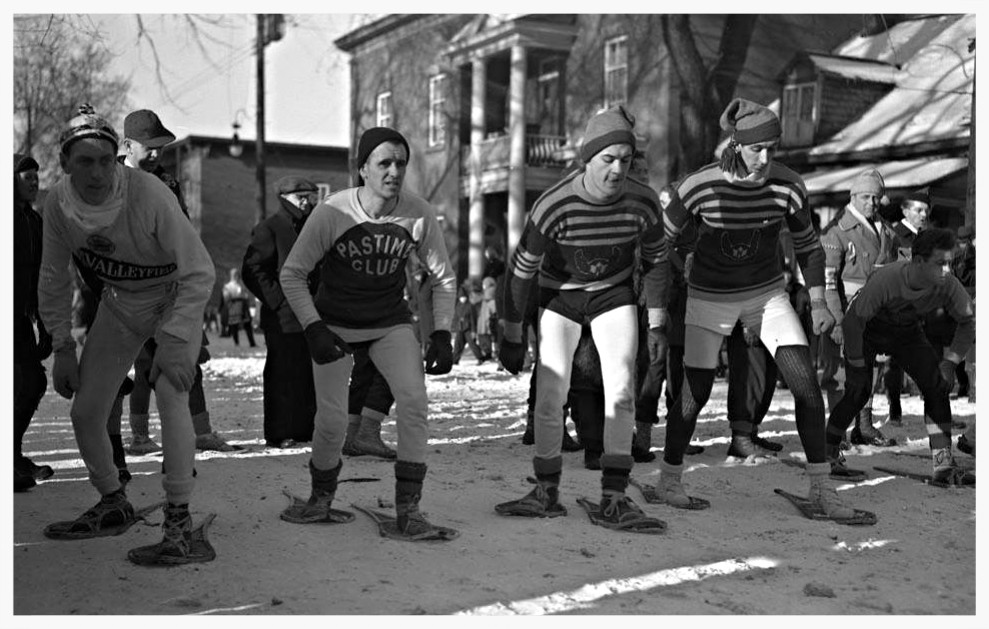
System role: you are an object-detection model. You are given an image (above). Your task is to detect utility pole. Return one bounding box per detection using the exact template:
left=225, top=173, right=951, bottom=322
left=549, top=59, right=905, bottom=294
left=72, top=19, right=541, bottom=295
left=254, top=14, right=285, bottom=225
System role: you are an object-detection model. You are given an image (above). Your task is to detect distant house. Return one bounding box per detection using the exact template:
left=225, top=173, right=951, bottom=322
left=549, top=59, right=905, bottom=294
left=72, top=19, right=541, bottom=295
left=159, top=135, right=350, bottom=306
left=776, top=14, right=974, bottom=230
left=335, top=14, right=867, bottom=281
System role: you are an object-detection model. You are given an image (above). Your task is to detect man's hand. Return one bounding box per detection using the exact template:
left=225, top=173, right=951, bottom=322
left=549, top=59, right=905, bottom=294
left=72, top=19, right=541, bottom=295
left=499, top=338, right=527, bottom=375
left=36, top=320, right=53, bottom=361
left=52, top=347, right=79, bottom=399
left=424, top=330, right=454, bottom=375
left=647, top=327, right=668, bottom=365
left=830, top=324, right=844, bottom=346
left=150, top=333, right=196, bottom=392
left=303, top=321, right=352, bottom=365
left=810, top=299, right=835, bottom=335
left=939, top=359, right=958, bottom=394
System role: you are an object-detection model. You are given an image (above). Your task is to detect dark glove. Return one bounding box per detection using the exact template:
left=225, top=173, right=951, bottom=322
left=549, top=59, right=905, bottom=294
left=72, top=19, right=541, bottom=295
left=424, top=330, right=454, bottom=375
left=810, top=299, right=836, bottom=335
left=647, top=327, right=668, bottom=365
left=36, top=320, right=52, bottom=361
left=499, top=338, right=527, bottom=375
left=303, top=321, right=352, bottom=365
left=52, top=347, right=79, bottom=399
left=150, top=333, right=196, bottom=392
left=939, top=359, right=958, bottom=394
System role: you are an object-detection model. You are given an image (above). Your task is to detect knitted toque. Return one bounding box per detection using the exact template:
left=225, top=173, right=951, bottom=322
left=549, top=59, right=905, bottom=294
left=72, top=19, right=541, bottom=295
left=719, top=98, right=781, bottom=145
left=356, top=127, right=410, bottom=186
left=59, top=103, right=119, bottom=154
left=580, top=105, right=636, bottom=163
left=850, top=169, right=885, bottom=197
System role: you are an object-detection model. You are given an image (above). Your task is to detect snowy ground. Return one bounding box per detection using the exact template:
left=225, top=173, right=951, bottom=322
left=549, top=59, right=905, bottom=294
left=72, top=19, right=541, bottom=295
left=10, top=332, right=979, bottom=618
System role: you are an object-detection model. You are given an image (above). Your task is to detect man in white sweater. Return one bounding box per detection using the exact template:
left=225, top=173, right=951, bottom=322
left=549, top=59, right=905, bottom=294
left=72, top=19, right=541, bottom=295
left=38, top=105, right=217, bottom=566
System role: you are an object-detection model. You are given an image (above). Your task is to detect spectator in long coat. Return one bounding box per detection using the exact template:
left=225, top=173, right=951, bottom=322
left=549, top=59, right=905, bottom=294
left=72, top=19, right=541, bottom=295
left=242, top=176, right=321, bottom=447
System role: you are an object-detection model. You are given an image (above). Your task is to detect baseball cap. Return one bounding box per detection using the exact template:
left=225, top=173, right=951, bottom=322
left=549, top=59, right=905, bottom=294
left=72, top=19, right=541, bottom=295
left=124, top=109, right=176, bottom=148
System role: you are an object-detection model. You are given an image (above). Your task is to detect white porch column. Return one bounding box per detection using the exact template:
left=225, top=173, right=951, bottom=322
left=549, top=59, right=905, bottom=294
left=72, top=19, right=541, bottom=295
left=468, top=57, right=487, bottom=279
left=507, top=44, right=527, bottom=258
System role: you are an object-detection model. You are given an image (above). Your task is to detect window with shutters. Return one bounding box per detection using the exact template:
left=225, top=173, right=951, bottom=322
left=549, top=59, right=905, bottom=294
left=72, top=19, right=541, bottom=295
left=604, top=36, right=628, bottom=108
left=376, top=91, right=393, bottom=128
left=781, top=82, right=817, bottom=147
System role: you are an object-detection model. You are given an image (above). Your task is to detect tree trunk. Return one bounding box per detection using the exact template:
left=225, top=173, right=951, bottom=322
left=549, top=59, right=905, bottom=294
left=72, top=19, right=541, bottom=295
left=662, top=15, right=758, bottom=175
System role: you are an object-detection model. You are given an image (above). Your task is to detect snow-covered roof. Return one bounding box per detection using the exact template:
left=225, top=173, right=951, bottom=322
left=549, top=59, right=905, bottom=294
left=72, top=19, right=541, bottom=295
left=805, top=53, right=898, bottom=84
left=809, top=14, right=974, bottom=157
left=802, top=156, right=968, bottom=195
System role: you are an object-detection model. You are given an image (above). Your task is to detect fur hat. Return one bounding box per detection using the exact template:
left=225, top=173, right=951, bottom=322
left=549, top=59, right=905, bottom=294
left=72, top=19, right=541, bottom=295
left=123, top=109, right=176, bottom=148
left=275, top=175, right=318, bottom=196
left=59, top=103, right=119, bottom=154
left=580, top=105, right=636, bottom=162
left=14, top=153, right=39, bottom=174
left=719, top=98, right=781, bottom=145
left=850, top=169, right=885, bottom=197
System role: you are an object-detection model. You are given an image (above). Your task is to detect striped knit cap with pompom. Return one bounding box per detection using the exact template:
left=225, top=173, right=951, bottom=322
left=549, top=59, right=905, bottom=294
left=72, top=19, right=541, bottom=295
left=718, top=98, right=780, bottom=178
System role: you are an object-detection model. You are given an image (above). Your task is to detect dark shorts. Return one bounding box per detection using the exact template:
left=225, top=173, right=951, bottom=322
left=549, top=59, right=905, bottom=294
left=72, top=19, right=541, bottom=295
left=539, top=282, right=636, bottom=325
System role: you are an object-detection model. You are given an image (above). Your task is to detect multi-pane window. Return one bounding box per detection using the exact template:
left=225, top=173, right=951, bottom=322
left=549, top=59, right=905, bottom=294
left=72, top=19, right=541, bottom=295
left=604, top=36, right=628, bottom=108
left=781, top=82, right=816, bottom=147
left=376, top=91, right=393, bottom=128
left=428, top=74, right=447, bottom=147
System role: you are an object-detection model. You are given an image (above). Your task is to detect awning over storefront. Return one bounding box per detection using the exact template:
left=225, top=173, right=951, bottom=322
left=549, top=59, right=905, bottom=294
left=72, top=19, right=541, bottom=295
left=802, top=157, right=968, bottom=196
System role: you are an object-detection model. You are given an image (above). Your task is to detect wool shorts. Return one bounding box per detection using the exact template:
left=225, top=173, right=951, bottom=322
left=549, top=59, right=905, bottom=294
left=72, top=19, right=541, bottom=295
left=539, top=282, right=636, bottom=325
left=685, top=288, right=807, bottom=357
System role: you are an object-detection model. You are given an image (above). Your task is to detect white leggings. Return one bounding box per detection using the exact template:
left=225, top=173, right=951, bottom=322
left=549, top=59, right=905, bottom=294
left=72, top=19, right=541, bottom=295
left=74, top=302, right=198, bottom=504
left=310, top=325, right=428, bottom=470
left=534, top=305, right=638, bottom=460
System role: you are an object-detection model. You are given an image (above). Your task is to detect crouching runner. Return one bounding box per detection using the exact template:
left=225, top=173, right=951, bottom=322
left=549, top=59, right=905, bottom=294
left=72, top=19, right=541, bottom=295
left=278, top=127, right=458, bottom=540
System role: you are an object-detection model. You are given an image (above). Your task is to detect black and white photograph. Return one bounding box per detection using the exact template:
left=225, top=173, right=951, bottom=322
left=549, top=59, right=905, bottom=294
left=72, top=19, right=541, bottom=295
left=8, top=6, right=980, bottom=619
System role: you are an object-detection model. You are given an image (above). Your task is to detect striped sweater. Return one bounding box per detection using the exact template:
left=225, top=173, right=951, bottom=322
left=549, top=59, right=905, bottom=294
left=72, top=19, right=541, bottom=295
left=661, top=162, right=824, bottom=303
left=504, top=170, right=667, bottom=326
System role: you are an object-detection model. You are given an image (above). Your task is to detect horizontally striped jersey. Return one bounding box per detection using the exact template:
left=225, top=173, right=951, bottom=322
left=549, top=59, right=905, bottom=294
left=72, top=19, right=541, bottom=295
left=503, top=170, right=667, bottom=325
left=662, top=161, right=824, bottom=302
left=279, top=187, right=456, bottom=333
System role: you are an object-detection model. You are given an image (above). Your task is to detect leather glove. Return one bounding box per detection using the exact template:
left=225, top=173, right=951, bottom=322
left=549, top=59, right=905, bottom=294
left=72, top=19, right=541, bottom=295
left=793, top=287, right=811, bottom=315
left=498, top=338, right=527, bottom=375
left=303, top=321, right=352, bottom=365
left=810, top=299, right=836, bottom=335
left=647, top=327, right=668, bottom=365
left=52, top=347, right=79, bottom=399
left=424, top=330, right=454, bottom=375
left=830, top=323, right=844, bottom=346
left=939, top=359, right=958, bottom=394
left=36, top=319, right=53, bottom=361
left=150, top=333, right=196, bottom=392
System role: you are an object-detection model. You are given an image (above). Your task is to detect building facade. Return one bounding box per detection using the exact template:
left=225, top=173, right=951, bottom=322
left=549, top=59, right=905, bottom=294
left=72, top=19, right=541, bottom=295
left=334, top=14, right=868, bottom=282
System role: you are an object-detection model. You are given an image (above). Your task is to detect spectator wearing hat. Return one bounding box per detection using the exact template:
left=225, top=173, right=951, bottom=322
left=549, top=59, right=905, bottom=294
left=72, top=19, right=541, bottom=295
left=38, top=104, right=217, bottom=565
left=818, top=169, right=901, bottom=457
left=825, top=228, right=974, bottom=486
left=242, top=176, right=321, bottom=448
left=495, top=105, right=668, bottom=533
left=653, top=98, right=874, bottom=525
left=114, top=108, right=237, bottom=455
left=14, top=153, right=54, bottom=492
left=278, top=126, right=459, bottom=540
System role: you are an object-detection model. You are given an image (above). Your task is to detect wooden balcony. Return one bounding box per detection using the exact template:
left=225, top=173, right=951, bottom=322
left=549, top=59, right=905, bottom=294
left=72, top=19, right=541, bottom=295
left=459, top=133, right=570, bottom=196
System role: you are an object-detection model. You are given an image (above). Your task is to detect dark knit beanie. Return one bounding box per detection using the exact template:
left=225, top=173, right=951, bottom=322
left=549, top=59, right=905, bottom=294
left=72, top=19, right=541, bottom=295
left=580, top=105, right=636, bottom=163
left=59, top=103, right=119, bottom=154
left=275, top=175, right=318, bottom=196
left=14, top=153, right=39, bottom=174
left=357, top=127, right=410, bottom=171
left=719, top=98, right=781, bottom=145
